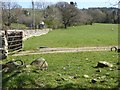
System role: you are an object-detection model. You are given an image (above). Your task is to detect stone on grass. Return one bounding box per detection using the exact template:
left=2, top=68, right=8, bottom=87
left=109, top=68, right=113, bottom=71
left=96, top=69, right=101, bottom=72
left=100, top=80, right=106, bottom=83
left=26, top=65, right=31, bottom=68
left=105, top=73, right=110, bottom=76
left=91, top=79, right=97, bottom=83
left=30, top=57, right=48, bottom=70
left=96, top=61, right=113, bottom=68
left=69, top=75, right=80, bottom=79
left=117, top=61, right=120, bottom=65
left=97, top=77, right=101, bottom=79
left=63, top=67, right=66, bottom=70
left=83, top=75, right=89, bottom=78
left=101, top=76, right=106, bottom=79
left=118, top=67, right=120, bottom=70
left=58, top=73, right=62, bottom=76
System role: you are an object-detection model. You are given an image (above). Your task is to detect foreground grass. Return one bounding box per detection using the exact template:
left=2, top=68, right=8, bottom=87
left=3, top=51, right=118, bottom=89
left=24, top=23, right=118, bottom=50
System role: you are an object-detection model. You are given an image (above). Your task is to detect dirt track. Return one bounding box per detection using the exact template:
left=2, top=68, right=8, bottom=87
left=12, top=46, right=117, bottom=56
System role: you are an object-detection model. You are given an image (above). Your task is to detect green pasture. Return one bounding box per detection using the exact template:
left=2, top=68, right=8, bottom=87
left=23, top=23, right=118, bottom=50
left=2, top=23, right=119, bottom=89
left=11, top=23, right=27, bottom=29
left=3, top=51, right=118, bottom=88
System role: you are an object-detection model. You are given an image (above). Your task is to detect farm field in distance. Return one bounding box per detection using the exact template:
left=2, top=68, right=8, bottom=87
left=23, top=23, right=118, bottom=50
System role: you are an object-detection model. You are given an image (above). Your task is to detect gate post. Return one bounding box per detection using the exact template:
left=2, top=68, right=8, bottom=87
left=2, top=30, right=8, bottom=59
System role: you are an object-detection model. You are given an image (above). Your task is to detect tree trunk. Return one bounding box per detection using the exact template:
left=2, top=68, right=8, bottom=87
left=64, top=23, right=67, bottom=29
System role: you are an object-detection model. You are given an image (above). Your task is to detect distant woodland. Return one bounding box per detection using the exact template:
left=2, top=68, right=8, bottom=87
left=1, top=1, right=119, bottom=29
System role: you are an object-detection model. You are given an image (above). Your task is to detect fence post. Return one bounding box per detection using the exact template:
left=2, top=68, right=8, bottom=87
left=3, top=30, right=8, bottom=58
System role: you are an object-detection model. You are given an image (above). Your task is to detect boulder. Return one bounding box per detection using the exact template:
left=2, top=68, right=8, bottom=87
left=96, top=61, right=113, bottom=68
left=30, top=57, right=48, bottom=70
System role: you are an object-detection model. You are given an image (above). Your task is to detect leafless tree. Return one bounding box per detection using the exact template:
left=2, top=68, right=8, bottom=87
left=78, top=10, right=93, bottom=25
left=56, top=2, right=79, bottom=28
left=44, top=5, right=63, bottom=29
left=88, top=9, right=106, bottom=23
left=2, top=2, right=21, bottom=27
left=34, top=0, right=52, bottom=9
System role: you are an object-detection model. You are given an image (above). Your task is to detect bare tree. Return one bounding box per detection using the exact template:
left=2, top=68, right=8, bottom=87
left=88, top=9, right=106, bottom=23
left=34, top=0, right=52, bottom=9
left=2, top=2, right=21, bottom=28
left=44, top=5, right=63, bottom=29
left=78, top=10, right=93, bottom=25
left=56, top=2, right=79, bottom=28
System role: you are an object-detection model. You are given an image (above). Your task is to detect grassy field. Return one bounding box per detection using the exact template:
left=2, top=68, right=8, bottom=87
left=23, top=23, right=118, bottom=50
left=11, top=23, right=28, bottom=29
left=2, top=23, right=119, bottom=89
left=3, top=51, right=118, bottom=89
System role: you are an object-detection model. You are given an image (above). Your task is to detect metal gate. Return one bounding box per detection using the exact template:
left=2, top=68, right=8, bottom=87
left=7, top=30, right=23, bottom=52
left=0, top=30, right=23, bottom=60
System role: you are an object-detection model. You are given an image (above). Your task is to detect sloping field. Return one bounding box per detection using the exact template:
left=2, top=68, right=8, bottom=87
left=23, top=23, right=118, bottom=50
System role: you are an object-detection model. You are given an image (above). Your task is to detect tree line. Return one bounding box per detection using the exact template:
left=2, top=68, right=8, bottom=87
left=1, top=1, right=119, bottom=29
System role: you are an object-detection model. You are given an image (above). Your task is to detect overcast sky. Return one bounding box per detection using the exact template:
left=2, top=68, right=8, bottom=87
left=2, top=0, right=119, bottom=9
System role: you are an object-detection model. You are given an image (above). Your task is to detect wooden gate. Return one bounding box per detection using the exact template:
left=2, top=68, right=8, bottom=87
left=0, top=30, right=23, bottom=60
left=7, top=30, right=23, bottom=52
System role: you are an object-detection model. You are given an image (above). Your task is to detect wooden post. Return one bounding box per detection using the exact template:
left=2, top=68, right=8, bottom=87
left=3, top=30, right=8, bottom=58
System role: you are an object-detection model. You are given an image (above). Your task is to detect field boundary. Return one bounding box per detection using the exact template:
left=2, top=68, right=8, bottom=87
left=12, top=46, right=117, bottom=56
left=23, top=29, right=51, bottom=40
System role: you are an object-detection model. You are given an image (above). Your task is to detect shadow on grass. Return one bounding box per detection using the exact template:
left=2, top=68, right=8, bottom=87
left=2, top=69, right=119, bottom=90
left=2, top=70, right=42, bottom=88
left=2, top=87, right=119, bottom=90
left=2, top=82, right=119, bottom=90
left=2, top=71, right=21, bottom=86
